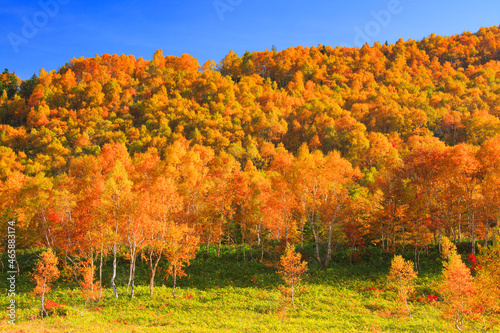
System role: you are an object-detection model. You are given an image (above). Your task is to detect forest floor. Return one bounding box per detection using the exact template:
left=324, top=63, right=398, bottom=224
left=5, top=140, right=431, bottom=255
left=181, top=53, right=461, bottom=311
left=0, top=244, right=494, bottom=332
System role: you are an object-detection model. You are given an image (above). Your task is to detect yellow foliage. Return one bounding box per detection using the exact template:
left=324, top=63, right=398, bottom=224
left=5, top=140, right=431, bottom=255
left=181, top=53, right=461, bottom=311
left=388, top=255, right=417, bottom=318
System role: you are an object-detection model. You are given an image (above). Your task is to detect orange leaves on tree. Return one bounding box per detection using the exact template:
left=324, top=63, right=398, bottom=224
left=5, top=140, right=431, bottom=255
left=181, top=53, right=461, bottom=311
left=146, top=174, right=183, bottom=296
left=33, top=249, right=60, bottom=295
left=439, top=234, right=500, bottom=332
left=473, top=239, right=500, bottom=331
left=278, top=245, right=308, bottom=309
left=101, top=147, right=133, bottom=299
left=79, top=261, right=101, bottom=302
left=32, top=249, right=60, bottom=319
left=388, top=255, right=417, bottom=318
left=440, top=237, right=477, bottom=331
left=164, top=224, right=199, bottom=299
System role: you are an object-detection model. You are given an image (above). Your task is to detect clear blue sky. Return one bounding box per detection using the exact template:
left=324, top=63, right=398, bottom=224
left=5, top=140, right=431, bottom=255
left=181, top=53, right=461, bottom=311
left=1, top=0, right=499, bottom=80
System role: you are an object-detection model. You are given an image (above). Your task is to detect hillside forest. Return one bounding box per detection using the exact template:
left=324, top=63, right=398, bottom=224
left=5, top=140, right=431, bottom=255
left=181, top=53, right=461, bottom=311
left=1, top=24, right=500, bottom=331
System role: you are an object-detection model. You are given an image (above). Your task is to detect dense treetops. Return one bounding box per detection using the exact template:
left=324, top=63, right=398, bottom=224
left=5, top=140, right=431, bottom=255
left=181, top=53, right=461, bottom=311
left=1, top=25, right=500, bottom=263
left=1, top=26, right=499, bottom=170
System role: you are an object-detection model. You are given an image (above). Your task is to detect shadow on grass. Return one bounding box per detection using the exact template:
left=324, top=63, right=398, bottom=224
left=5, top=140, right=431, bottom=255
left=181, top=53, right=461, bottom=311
left=1, top=243, right=447, bottom=294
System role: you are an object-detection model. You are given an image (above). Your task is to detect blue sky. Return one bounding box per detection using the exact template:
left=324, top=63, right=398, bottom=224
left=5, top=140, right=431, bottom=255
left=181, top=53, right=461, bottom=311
left=1, top=0, right=499, bottom=80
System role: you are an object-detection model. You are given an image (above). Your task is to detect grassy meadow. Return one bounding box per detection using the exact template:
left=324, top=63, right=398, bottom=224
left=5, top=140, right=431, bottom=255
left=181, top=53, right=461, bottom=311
left=0, top=245, right=492, bottom=332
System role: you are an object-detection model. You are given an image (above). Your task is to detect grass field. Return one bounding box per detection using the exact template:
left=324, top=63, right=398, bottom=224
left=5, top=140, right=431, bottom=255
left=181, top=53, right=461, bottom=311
left=0, top=245, right=493, bottom=332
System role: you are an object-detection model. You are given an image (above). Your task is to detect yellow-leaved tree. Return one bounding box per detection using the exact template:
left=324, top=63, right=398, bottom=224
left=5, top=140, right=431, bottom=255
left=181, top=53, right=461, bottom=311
left=388, top=255, right=417, bottom=318
left=79, top=260, right=101, bottom=303
left=164, top=223, right=199, bottom=299
left=278, top=245, right=308, bottom=309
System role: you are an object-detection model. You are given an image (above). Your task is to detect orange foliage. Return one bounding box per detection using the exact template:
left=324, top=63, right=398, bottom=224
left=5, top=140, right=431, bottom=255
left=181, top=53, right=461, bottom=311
left=278, top=245, right=308, bottom=308
left=388, top=255, right=417, bottom=318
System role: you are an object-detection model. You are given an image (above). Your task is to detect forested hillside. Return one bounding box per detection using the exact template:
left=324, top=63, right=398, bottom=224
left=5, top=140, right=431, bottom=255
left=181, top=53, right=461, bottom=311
left=1, top=25, right=500, bottom=275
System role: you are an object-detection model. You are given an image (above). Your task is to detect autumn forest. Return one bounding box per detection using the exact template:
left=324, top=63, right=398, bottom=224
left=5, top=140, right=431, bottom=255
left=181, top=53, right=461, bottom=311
left=2, top=25, right=500, bottom=332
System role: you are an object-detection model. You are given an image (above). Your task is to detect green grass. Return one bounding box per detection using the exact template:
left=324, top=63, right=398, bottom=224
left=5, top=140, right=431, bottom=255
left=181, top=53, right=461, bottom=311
left=0, top=245, right=495, bottom=332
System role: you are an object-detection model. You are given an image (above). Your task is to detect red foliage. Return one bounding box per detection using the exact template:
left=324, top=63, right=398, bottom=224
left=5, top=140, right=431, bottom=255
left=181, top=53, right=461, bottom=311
left=427, top=294, right=439, bottom=303
left=44, top=298, right=62, bottom=311
left=467, top=254, right=481, bottom=270
left=368, top=286, right=385, bottom=293
left=47, top=209, right=62, bottom=223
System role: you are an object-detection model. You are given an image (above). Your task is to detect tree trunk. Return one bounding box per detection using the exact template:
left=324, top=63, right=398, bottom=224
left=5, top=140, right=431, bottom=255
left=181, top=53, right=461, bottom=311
left=309, top=217, right=322, bottom=267
left=217, top=213, right=223, bottom=258
left=309, top=187, right=322, bottom=266
left=149, top=251, right=162, bottom=296
left=89, top=249, right=95, bottom=300
left=313, top=231, right=321, bottom=266
left=455, top=311, right=464, bottom=331
left=127, top=242, right=137, bottom=298
left=127, top=246, right=135, bottom=294
left=130, top=259, right=136, bottom=298
left=405, top=296, right=412, bottom=318
left=458, top=213, right=462, bottom=243
left=325, top=223, right=334, bottom=267
left=414, top=247, right=420, bottom=272
left=257, top=220, right=262, bottom=246
left=40, top=278, right=46, bottom=319
left=111, top=243, right=118, bottom=298
left=99, top=249, right=104, bottom=299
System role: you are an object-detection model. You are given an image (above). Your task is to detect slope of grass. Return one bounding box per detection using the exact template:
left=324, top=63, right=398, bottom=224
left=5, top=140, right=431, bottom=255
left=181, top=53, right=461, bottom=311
left=0, top=245, right=493, bottom=332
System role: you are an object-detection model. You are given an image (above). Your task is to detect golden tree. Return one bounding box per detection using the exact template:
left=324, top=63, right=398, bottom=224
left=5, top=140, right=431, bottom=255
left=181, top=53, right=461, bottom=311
left=440, top=237, right=476, bottom=331
left=388, top=255, right=417, bottom=318
left=164, top=223, right=199, bottom=299
left=278, top=245, right=308, bottom=309
left=79, top=260, right=101, bottom=304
